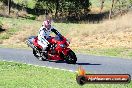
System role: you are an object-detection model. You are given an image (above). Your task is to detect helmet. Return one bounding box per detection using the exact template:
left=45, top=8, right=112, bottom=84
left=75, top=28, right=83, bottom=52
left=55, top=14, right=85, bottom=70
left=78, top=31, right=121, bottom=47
left=43, top=20, right=51, bottom=29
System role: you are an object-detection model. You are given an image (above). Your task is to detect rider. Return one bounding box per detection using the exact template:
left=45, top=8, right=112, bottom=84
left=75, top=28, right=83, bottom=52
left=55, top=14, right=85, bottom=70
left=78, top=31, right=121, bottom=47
left=38, top=20, right=60, bottom=52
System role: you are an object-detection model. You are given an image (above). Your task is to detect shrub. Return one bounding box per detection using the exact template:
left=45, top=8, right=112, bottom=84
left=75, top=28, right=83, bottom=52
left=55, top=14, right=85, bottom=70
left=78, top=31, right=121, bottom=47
left=26, top=14, right=36, bottom=20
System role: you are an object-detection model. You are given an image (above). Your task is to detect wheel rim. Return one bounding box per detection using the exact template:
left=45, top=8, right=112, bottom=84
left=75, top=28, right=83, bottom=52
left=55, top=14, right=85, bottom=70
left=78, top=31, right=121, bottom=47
left=66, top=55, right=75, bottom=63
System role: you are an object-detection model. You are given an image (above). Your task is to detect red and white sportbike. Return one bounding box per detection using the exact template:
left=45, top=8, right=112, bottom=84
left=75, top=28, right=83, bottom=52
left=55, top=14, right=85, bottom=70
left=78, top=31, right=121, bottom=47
left=26, top=32, right=77, bottom=64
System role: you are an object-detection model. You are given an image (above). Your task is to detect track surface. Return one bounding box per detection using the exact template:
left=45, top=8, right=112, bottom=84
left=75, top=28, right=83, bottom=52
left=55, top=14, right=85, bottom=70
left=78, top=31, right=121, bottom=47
left=0, top=48, right=132, bottom=76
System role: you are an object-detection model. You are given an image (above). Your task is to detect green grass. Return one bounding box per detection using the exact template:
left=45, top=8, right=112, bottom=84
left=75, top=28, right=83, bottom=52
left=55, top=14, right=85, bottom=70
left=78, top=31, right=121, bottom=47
left=89, top=48, right=125, bottom=56
left=75, top=48, right=132, bottom=59
left=0, top=28, right=18, bottom=39
left=0, top=33, right=10, bottom=39
left=0, top=17, right=41, bottom=40
left=7, top=28, right=18, bottom=35
left=0, top=17, right=40, bottom=29
left=128, top=52, right=132, bottom=57
left=0, top=61, right=131, bottom=88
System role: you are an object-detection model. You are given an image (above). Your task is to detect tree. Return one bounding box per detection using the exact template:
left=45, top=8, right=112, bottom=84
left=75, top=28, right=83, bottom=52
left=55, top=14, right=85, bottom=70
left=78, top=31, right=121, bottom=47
left=0, top=0, right=11, bottom=15
left=109, top=0, right=130, bottom=19
left=55, top=0, right=59, bottom=18
left=8, top=0, right=11, bottom=15
left=100, top=0, right=105, bottom=13
left=109, top=0, right=115, bottom=19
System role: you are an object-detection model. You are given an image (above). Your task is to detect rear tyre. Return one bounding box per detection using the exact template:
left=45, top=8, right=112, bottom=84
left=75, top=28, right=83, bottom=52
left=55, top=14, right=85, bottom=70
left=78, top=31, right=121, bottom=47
left=65, top=50, right=77, bottom=64
left=33, top=49, right=47, bottom=61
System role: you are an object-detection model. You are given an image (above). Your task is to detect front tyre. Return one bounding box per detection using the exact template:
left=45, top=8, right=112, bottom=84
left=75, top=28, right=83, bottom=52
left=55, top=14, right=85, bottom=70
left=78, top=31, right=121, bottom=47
left=65, top=50, right=77, bottom=64
left=33, top=49, right=39, bottom=58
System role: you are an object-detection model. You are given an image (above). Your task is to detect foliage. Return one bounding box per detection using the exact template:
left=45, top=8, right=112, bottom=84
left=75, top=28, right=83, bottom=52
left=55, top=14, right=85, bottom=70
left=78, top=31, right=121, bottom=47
left=12, top=0, right=37, bottom=9
left=58, top=0, right=91, bottom=15
left=26, top=14, right=36, bottom=20
left=129, top=0, right=132, bottom=3
left=0, top=0, right=91, bottom=19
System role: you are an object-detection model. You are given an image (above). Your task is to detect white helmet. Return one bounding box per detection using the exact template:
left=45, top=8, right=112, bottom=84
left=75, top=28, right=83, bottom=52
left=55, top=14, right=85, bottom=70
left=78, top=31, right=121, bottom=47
left=43, top=20, right=51, bottom=29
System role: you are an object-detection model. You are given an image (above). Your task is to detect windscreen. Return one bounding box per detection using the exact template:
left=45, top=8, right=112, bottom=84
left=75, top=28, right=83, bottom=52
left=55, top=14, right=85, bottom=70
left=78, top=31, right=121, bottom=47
left=54, top=35, right=63, bottom=41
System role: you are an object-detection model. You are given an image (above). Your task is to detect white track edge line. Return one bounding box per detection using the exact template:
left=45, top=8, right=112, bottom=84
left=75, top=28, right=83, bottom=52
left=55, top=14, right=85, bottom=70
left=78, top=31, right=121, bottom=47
left=0, top=59, right=78, bottom=73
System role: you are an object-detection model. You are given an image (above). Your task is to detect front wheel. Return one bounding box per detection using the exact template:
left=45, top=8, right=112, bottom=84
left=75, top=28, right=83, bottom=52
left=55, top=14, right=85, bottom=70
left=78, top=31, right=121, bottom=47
left=65, top=50, right=77, bottom=64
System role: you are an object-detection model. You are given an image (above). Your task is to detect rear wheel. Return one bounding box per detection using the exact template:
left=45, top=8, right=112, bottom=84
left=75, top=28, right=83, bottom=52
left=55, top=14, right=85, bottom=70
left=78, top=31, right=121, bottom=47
left=33, top=49, right=47, bottom=61
left=65, top=50, right=77, bottom=64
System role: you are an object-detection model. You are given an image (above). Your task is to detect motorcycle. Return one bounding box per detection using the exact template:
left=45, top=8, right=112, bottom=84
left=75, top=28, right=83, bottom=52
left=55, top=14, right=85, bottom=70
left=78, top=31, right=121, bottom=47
left=26, top=31, right=77, bottom=64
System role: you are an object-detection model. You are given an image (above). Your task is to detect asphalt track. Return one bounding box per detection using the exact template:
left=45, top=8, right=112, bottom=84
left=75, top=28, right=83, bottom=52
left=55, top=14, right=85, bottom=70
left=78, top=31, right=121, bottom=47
left=0, top=48, right=132, bottom=76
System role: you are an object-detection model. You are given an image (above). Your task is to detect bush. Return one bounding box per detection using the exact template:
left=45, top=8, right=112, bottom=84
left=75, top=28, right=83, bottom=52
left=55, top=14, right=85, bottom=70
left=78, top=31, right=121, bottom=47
left=26, top=14, right=36, bottom=20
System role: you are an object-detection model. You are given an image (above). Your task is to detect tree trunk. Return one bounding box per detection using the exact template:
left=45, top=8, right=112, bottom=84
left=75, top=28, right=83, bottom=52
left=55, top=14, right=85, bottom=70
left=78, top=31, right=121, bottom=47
left=8, top=0, right=11, bottom=15
left=109, top=0, right=115, bottom=19
left=100, top=0, right=105, bottom=13
left=55, top=0, right=59, bottom=18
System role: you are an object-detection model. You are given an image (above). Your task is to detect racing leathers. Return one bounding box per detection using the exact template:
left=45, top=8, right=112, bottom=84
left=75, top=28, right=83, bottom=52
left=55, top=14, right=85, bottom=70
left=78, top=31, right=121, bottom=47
left=37, top=26, right=58, bottom=51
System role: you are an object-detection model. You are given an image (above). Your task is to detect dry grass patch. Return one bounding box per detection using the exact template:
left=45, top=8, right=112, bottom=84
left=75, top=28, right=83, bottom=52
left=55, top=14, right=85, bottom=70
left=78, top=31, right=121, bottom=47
left=69, top=12, right=132, bottom=50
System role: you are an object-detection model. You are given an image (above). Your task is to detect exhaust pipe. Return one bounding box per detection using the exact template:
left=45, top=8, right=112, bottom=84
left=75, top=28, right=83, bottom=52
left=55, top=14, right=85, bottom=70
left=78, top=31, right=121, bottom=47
left=26, top=40, right=35, bottom=49
left=26, top=36, right=38, bottom=50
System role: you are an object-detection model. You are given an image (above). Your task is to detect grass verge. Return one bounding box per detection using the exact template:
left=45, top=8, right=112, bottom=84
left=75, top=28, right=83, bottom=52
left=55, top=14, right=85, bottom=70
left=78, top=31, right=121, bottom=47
left=0, top=61, right=132, bottom=88
left=74, top=48, right=132, bottom=59
left=0, top=28, right=18, bottom=39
